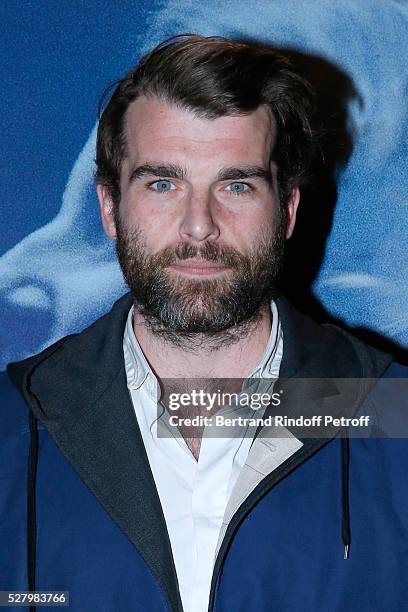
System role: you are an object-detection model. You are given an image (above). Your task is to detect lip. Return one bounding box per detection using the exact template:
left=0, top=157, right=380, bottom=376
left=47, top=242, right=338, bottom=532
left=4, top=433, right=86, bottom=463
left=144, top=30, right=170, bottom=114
left=169, top=259, right=229, bottom=277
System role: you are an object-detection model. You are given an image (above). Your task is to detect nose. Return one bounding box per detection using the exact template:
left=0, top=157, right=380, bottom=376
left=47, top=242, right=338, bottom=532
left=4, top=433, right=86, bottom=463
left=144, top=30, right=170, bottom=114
left=178, top=191, right=220, bottom=243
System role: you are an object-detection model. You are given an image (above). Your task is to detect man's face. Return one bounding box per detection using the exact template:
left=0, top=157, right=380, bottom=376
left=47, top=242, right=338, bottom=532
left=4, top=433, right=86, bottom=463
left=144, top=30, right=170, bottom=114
left=98, top=96, right=299, bottom=339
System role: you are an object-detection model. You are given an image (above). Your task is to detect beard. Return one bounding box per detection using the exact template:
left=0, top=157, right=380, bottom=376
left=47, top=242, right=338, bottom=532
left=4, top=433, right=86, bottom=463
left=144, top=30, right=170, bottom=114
left=115, top=209, right=287, bottom=348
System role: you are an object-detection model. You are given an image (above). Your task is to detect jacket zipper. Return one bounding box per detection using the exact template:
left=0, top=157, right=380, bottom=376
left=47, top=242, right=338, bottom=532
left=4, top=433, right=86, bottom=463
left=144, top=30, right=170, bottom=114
left=207, top=436, right=331, bottom=611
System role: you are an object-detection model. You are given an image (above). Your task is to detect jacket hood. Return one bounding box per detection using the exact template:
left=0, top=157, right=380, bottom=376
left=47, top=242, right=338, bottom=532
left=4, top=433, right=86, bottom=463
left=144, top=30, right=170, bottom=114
left=8, top=291, right=392, bottom=398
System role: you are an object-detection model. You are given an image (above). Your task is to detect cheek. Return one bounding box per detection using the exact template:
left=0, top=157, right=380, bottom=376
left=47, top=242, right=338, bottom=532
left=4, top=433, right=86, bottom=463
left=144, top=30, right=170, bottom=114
left=121, top=200, right=181, bottom=251
left=217, top=205, right=276, bottom=249
left=121, top=184, right=183, bottom=224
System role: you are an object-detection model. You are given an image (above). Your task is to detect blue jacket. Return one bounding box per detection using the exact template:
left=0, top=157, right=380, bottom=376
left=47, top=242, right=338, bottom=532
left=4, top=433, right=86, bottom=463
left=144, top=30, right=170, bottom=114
left=1, top=293, right=408, bottom=611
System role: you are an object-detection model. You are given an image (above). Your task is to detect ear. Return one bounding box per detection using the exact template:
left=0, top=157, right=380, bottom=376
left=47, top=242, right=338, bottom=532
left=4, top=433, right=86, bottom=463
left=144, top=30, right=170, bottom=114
left=285, top=187, right=300, bottom=239
left=97, top=184, right=117, bottom=239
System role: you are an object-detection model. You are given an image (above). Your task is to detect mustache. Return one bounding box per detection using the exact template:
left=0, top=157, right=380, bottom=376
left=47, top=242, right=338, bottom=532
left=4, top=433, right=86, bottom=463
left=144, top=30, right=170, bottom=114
left=152, top=241, right=249, bottom=269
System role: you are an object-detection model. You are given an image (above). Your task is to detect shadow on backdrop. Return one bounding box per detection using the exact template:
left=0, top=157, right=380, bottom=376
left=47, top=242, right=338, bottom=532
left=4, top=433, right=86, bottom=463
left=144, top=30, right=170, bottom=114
left=270, top=48, right=408, bottom=365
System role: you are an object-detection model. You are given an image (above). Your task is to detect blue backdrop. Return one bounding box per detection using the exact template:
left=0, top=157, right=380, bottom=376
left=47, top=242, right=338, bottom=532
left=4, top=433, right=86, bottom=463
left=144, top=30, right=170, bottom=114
left=1, top=0, right=407, bottom=371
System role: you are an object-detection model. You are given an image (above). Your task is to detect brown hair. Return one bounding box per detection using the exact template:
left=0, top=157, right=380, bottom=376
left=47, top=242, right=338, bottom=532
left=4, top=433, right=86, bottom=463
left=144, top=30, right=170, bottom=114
left=95, top=34, right=316, bottom=206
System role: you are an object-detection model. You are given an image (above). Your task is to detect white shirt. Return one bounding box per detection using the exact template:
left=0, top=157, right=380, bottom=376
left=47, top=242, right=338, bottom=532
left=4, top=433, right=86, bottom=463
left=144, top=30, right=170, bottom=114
left=123, top=303, right=283, bottom=612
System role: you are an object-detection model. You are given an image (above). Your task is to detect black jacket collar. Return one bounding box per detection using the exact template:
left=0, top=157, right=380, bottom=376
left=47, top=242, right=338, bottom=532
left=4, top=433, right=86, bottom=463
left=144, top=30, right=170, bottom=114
left=276, top=294, right=390, bottom=379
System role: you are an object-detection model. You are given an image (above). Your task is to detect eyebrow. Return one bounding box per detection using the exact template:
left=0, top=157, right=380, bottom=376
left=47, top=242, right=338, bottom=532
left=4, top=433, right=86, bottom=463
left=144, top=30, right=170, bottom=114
left=128, top=163, right=273, bottom=186
left=216, top=165, right=273, bottom=185
left=128, top=164, right=187, bottom=184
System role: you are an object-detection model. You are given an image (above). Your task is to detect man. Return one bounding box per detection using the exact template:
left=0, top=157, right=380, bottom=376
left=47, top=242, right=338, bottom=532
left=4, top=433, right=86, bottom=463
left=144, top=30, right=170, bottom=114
left=1, top=35, right=407, bottom=612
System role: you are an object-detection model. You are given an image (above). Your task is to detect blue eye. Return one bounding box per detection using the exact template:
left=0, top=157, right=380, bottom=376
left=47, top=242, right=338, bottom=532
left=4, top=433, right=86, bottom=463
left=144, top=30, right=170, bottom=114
left=227, top=182, right=250, bottom=194
left=151, top=180, right=175, bottom=192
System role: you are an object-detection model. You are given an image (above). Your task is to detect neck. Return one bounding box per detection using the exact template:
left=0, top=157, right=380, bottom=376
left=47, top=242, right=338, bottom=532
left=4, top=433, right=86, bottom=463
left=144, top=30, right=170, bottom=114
left=132, top=304, right=272, bottom=379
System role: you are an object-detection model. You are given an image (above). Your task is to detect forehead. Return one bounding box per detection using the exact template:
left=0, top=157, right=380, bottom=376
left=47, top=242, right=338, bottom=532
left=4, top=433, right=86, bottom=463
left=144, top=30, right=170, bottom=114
left=123, top=96, right=276, bottom=168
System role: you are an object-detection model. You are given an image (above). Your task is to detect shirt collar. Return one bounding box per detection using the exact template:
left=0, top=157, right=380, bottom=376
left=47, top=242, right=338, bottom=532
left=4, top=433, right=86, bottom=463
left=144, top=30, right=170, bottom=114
left=247, top=300, right=282, bottom=379
left=123, top=301, right=283, bottom=391
left=123, top=306, right=153, bottom=390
